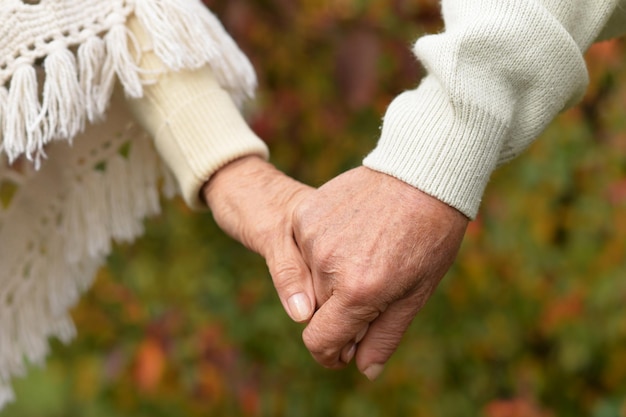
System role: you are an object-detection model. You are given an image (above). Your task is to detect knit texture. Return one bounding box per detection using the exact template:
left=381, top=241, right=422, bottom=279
left=126, top=17, right=269, bottom=209
left=364, top=0, right=626, bottom=219
left=0, top=0, right=259, bottom=407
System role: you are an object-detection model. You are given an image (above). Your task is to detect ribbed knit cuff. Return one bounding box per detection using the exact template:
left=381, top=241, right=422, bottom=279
left=363, top=76, right=508, bottom=219
left=127, top=33, right=268, bottom=210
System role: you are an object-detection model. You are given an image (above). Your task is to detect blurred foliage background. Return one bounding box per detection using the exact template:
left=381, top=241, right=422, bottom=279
left=4, top=1, right=626, bottom=416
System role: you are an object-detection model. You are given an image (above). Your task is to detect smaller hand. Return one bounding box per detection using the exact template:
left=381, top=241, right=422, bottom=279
left=203, top=156, right=315, bottom=323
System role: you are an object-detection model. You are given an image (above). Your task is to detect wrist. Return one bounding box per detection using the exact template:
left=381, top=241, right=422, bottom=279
left=359, top=166, right=470, bottom=224
left=202, top=155, right=272, bottom=209
left=362, top=77, right=506, bottom=219
left=202, top=155, right=312, bottom=257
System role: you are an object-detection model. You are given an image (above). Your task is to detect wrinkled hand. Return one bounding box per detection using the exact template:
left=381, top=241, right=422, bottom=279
left=293, top=166, right=468, bottom=380
left=203, top=156, right=316, bottom=323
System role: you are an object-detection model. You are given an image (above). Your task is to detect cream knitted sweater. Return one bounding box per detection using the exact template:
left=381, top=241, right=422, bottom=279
left=0, top=0, right=268, bottom=406
left=364, top=0, right=626, bottom=219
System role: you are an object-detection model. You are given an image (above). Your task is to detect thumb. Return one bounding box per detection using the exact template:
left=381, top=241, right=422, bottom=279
left=266, top=233, right=315, bottom=323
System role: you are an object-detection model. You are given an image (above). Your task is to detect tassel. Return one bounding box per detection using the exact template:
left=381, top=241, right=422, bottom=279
left=106, top=155, right=143, bottom=241
left=63, top=172, right=112, bottom=261
left=50, top=315, right=77, bottom=345
left=134, top=0, right=257, bottom=106
left=129, top=133, right=161, bottom=216
left=0, top=384, right=15, bottom=410
left=46, top=261, right=79, bottom=318
left=0, top=319, right=14, bottom=379
left=4, top=65, right=45, bottom=166
left=0, top=325, right=22, bottom=379
left=97, top=52, right=118, bottom=116
left=77, top=35, right=108, bottom=122
left=104, top=24, right=143, bottom=99
left=45, top=242, right=81, bottom=319
left=0, top=86, right=7, bottom=153
left=62, top=180, right=89, bottom=264
left=82, top=170, right=112, bottom=258
left=134, top=0, right=217, bottom=69
left=16, top=296, right=50, bottom=365
left=40, top=43, right=86, bottom=142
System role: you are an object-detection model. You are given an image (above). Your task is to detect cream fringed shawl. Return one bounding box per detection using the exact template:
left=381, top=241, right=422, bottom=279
left=0, top=0, right=255, bottom=406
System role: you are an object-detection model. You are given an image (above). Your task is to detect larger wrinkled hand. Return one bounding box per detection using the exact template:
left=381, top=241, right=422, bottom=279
left=293, top=166, right=468, bottom=380
left=203, top=156, right=316, bottom=323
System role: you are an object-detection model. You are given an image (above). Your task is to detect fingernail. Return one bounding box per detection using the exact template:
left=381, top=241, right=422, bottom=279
left=363, top=364, right=384, bottom=381
left=341, top=344, right=356, bottom=364
left=288, top=293, right=311, bottom=322
left=356, top=325, right=368, bottom=343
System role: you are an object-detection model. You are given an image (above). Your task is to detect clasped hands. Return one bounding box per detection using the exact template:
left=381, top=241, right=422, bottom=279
left=203, top=156, right=468, bottom=380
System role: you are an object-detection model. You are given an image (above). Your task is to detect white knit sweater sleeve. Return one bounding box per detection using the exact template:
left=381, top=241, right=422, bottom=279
left=363, top=0, right=625, bottom=219
left=125, top=16, right=269, bottom=209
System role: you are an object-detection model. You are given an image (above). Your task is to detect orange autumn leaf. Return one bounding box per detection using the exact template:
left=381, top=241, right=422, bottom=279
left=606, top=178, right=626, bottom=205
left=238, top=384, right=260, bottom=416
left=465, top=214, right=484, bottom=239
left=484, top=398, right=553, bottom=417
left=196, top=363, right=225, bottom=402
left=133, top=338, right=166, bottom=393
left=586, top=39, right=624, bottom=69
left=539, top=291, right=584, bottom=334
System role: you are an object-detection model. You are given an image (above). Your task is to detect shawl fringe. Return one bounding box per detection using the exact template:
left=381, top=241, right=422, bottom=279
left=0, top=0, right=249, bottom=406
left=0, top=131, right=174, bottom=408
left=0, top=0, right=257, bottom=167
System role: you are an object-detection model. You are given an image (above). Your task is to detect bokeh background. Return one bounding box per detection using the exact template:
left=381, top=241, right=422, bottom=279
left=4, top=1, right=626, bottom=416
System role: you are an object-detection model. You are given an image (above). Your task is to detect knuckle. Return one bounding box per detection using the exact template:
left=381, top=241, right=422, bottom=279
left=310, top=244, right=336, bottom=269
left=269, top=261, right=304, bottom=287
left=339, top=281, right=385, bottom=310
left=301, top=326, right=325, bottom=354
left=302, top=327, right=341, bottom=368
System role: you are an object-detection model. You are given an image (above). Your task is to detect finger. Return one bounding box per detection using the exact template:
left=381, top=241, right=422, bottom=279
left=310, top=267, right=335, bottom=310
left=291, top=206, right=337, bottom=310
left=266, top=233, right=315, bottom=323
left=292, top=228, right=333, bottom=309
left=354, top=298, right=420, bottom=380
left=338, top=323, right=368, bottom=365
left=303, top=293, right=382, bottom=369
